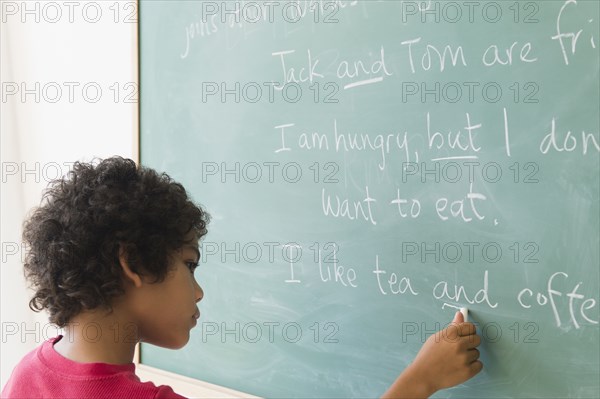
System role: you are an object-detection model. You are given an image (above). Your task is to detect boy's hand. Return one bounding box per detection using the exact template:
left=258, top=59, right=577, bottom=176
left=382, top=312, right=483, bottom=399
left=411, top=311, right=482, bottom=393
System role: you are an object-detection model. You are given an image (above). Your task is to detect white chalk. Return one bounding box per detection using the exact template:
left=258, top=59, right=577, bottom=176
left=460, top=307, right=469, bottom=322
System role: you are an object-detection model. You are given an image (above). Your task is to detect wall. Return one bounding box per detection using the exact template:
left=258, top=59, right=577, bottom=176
left=0, top=0, right=136, bottom=387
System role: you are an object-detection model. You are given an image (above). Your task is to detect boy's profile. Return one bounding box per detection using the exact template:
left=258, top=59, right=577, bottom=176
left=2, top=156, right=482, bottom=399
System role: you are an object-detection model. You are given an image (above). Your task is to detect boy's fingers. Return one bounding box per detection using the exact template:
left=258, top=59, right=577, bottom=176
left=458, top=335, right=480, bottom=352
left=444, top=321, right=475, bottom=339
left=457, top=322, right=477, bottom=337
left=469, top=360, right=484, bottom=376
left=452, top=311, right=464, bottom=324
left=466, top=348, right=480, bottom=363
left=465, top=334, right=481, bottom=349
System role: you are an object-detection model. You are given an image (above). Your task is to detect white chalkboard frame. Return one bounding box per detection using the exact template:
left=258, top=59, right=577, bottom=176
left=134, top=344, right=257, bottom=398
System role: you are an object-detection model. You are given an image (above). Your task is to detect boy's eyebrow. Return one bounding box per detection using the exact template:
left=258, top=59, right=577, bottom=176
left=183, top=245, right=200, bottom=262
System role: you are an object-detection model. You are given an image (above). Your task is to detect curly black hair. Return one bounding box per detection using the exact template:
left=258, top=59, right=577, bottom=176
left=22, top=156, right=209, bottom=327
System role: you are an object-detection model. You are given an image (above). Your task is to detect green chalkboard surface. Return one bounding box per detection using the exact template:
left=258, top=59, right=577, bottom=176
left=139, top=1, right=599, bottom=397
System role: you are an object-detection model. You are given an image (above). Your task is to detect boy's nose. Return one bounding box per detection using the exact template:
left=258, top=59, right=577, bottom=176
left=194, top=280, right=204, bottom=302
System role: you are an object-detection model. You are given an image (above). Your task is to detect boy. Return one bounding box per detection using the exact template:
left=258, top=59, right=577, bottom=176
left=2, top=156, right=481, bottom=398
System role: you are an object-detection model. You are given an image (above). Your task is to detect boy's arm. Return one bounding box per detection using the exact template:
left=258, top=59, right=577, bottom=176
left=382, top=311, right=483, bottom=399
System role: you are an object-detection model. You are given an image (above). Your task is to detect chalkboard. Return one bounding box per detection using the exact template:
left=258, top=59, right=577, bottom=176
left=139, top=1, right=600, bottom=397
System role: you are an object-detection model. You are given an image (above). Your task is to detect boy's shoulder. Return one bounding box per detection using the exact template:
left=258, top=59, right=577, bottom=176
left=1, top=335, right=186, bottom=399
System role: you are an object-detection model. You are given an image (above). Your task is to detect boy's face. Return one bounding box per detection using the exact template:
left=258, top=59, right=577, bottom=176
left=130, top=239, right=203, bottom=349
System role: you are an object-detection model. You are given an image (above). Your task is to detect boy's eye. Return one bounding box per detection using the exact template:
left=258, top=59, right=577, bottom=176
left=186, top=261, right=199, bottom=273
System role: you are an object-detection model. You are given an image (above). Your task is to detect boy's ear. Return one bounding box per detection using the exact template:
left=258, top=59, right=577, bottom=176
left=118, top=244, right=143, bottom=288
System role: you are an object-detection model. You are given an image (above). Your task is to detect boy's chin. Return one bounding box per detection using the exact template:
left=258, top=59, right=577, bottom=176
left=145, top=332, right=190, bottom=350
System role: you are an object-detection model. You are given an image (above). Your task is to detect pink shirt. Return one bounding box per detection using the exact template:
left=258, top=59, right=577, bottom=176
left=2, top=335, right=186, bottom=399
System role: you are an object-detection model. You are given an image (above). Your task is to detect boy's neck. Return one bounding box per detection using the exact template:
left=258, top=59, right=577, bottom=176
left=53, top=308, right=139, bottom=365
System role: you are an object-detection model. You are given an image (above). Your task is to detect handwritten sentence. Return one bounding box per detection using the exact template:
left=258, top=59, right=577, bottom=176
left=282, top=251, right=599, bottom=330
left=271, top=32, right=595, bottom=90
left=274, top=113, right=600, bottom=170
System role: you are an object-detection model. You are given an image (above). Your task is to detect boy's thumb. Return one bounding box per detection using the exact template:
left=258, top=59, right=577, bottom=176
left=452, top=310, right=464, bottom=324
